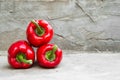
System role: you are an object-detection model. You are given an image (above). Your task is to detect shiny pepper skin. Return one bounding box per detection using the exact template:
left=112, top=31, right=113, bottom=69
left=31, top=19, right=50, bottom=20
left=37, top=44, right=62, bottom=68
left=26, top=20, right=54, bottom=47
left=8, top=40, right=35, bottom=69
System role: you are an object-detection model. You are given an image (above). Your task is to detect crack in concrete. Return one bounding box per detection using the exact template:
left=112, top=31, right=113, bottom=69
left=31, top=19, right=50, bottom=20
left=47, top=16, right=84, bottom=46
left=75, top=0, right=95, bottom=23
left=54, top=33, right=65, bottom=38
left=47, top=14, right=77, bottom=21
left=47, top=15, right=70, bottom=20
left=88, top=37, right=120, bottom=42
left=54, top=33, right=84, bottom=46
left=81, top=27, right=104, bottom=40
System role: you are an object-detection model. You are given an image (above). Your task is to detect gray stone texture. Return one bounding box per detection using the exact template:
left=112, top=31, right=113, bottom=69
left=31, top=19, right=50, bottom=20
left=0, top=0, right=120, bottom=52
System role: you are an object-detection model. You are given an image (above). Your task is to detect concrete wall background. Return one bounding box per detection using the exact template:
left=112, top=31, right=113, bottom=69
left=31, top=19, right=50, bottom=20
left=0, top=0, right=120, bottom=52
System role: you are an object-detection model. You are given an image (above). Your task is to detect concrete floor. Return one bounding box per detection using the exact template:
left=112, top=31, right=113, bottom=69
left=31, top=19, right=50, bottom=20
left=0, top=50, right=120, bottom=80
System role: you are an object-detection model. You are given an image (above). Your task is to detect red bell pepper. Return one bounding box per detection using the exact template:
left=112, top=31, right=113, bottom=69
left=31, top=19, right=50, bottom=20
left=26, top=19, right=54, bottom=47
left=8, top=40, right=35, bottom=69
left=37, top=44, right=62, bottom=68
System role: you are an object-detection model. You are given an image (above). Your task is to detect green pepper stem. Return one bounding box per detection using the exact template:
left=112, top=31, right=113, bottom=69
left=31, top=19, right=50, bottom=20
left=45, top=45, right=58, bottom=62
left=16, top=53, right=32, bottom=64
left=31, top=20, right=44, bottom=36
left=52, top=45, right=58, bottom=54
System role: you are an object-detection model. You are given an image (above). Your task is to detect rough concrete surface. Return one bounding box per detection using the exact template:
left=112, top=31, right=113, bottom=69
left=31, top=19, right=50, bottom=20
left=0, top=0, right=120, bottom=51
left=0, top=50, right=120, bottom=80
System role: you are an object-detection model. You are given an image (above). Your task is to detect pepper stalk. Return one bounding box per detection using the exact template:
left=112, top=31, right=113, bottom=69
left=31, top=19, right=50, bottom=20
left=16, top=53, right=32, bottom=64
left=45, top=45, right=58, bottom=62
left=31, top=20, right=45, bottom=36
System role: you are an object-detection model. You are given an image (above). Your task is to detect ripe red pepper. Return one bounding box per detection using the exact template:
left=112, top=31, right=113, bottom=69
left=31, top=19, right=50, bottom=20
left=37, top=44, right=62, bottom=68
left=26, top=19, right=54, bottom=47
left=8, top=40, right=35, bottom=69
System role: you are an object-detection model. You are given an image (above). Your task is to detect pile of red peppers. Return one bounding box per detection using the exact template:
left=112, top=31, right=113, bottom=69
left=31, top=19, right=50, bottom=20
left=8, top=19, right=62, bottom=69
